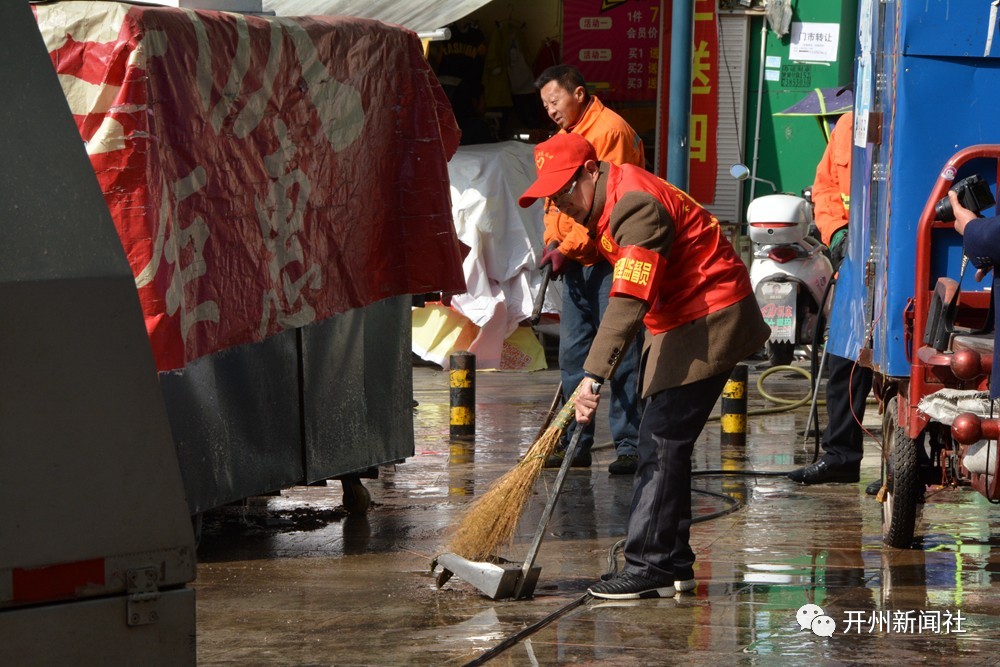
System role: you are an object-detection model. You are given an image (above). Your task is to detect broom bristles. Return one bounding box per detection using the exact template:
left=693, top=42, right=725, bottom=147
left=446, top=425, right=565, bottom=562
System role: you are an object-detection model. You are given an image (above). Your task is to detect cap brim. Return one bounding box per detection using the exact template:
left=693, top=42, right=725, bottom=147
left=518, top=167, right=577, bottom=208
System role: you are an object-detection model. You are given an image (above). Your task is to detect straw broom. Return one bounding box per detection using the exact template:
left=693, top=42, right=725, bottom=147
left=446, top=383, right=583, bottom=562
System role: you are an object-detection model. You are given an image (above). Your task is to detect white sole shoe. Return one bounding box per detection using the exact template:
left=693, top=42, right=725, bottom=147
left=674, top=578, right=697, bottom=593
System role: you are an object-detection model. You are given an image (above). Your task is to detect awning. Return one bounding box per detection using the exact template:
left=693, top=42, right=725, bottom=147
left=263, top=0, right=495, bottom=35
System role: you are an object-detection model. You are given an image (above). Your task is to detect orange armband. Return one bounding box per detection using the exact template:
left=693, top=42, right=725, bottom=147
left=610, top=245, right=666, bottom=304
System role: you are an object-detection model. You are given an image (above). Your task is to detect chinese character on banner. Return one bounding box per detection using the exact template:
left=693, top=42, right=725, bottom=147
left=687, top=0, right=718, bottom=203
left=563, top=0, right=662, bottom=102
left=565, top=1, right=718, bottom=202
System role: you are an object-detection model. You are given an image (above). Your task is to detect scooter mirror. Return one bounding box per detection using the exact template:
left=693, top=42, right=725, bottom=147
left=730, top=164, right=750, bottom=181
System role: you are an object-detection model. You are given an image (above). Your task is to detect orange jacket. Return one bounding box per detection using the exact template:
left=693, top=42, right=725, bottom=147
left=812, top=111, right=852, bottom=245
left=543, top=96, right=645, bottom=264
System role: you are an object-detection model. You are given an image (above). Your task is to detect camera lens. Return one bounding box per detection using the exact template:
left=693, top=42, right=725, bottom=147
left=934, top=197, right=954, bottom=222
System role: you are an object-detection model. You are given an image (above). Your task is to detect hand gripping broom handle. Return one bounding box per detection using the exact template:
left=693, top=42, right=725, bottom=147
left=514, top=381, right=601, bottom=599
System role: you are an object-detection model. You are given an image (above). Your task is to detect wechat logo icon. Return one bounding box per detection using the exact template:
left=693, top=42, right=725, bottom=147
left=797, top=603, right=836, bottom=637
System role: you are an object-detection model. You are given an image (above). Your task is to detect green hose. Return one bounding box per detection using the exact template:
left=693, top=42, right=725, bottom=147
left=754, top=364, right=821, bottom=410
left=706, top=363, right=819, bottom=421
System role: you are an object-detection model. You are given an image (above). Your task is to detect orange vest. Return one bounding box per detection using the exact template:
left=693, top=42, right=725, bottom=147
left=595, top=164, right=752, bottom=334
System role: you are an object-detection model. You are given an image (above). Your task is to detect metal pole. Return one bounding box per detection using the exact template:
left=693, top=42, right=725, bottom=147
left=667, top=0, right=694, bottom=190
left=749, top=19, right=768, bottom=203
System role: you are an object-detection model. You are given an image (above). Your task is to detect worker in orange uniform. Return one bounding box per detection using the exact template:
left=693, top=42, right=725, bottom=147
left=534, top=64, right=644, bottom=475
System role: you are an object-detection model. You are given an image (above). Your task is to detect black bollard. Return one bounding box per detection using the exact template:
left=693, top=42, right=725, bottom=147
left=449, top=351, right=475, bottom=440
left=721, top=363, right=748, bottom=447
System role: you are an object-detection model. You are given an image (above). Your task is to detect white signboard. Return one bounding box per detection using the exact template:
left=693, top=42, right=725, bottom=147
left=855, top=0, right=873, bottom=147
left=790, top=22, right=840, bottom=62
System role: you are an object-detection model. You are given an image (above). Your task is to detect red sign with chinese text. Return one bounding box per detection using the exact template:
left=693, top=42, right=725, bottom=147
left=564, top=1, right=718, bottom=202
left=688, top=0, right=719, bottom=203
left=563, top=0, right=663, bottom=102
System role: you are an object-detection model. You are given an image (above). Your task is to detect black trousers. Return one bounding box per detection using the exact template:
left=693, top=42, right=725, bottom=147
left=622, top=369, right=731, bottom=582
left=820, top=354, right=874, bottom=468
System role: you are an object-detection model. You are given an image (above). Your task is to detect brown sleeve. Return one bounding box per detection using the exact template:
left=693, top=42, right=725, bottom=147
left=583, top=192, right=675, bottom=380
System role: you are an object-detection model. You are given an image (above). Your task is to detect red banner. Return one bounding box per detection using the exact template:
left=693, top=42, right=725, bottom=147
left=34, top=2, right=464, bottom=371
left=688, top=0, right=719, bottom=203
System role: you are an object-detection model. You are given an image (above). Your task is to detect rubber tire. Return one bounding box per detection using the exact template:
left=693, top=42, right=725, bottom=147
left=881, top=397, right=920, bottom=548
left=767, top=341, right=795, bottom=367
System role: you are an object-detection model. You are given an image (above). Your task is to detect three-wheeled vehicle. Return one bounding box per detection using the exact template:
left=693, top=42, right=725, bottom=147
left=835, top=0, right=1000, bottom=547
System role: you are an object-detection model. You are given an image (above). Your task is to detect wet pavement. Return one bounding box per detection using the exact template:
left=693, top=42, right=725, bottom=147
left=193, top=362, right=1000, bottom=665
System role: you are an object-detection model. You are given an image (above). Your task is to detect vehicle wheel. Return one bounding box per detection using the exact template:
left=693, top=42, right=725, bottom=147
left=341, top=477, right=371, bottom=514
left=881, top=396, right=921, bottom=548
left=767, top=341, right=795, bottom=367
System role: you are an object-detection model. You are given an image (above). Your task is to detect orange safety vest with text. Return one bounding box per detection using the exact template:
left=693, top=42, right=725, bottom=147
left=594, top=164, right=753, bottom=334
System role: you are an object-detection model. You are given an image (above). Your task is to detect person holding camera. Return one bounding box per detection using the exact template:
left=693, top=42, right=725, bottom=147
left=519, top=132, right=769, bottom=598
left=949, top=189, right=1000, bottom=398
left=788, top=111, right=878, bottom=488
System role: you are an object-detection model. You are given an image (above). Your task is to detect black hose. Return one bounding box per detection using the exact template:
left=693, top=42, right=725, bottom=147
left=809, top=274, right=837, bottom=462
left=461, top=593, right=592, bottom=667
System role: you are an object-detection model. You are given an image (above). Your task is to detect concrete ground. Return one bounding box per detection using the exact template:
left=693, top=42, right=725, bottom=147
left=192, top=363, right=1000, bottom=666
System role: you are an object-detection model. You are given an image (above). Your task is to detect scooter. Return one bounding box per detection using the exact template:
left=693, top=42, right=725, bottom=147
left=731, top=164, right=834, bottom=366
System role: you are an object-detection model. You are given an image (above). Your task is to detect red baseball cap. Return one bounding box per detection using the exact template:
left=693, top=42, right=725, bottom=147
left=518, top=133, right=598, bottom=208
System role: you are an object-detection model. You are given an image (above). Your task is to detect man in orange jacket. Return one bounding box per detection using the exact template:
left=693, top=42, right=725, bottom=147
left=534, top=65, right=645, bottom=475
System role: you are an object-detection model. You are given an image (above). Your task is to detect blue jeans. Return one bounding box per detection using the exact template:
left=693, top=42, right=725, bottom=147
left=558, top=260, right=642, bottom=457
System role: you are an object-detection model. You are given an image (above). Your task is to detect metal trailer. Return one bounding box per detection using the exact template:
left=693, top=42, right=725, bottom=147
left=838, top=0, right=1000, bottom=546
left=29, top=3, right=464, bottom=520
left=161, top=295, right=414, bottom=516
left=1, top=4, right=196, bottom=661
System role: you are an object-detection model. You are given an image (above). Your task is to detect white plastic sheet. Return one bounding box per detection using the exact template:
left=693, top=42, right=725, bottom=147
left=413, top=141, right=558, bottom=369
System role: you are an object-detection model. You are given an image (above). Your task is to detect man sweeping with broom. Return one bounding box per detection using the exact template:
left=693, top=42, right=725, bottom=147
left=518, top=133, right=769, bottom=599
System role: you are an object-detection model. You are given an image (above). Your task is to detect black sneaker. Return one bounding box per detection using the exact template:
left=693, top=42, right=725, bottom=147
left=865, top=479, right=883, bottom=496
left=673, top=567, right=696, bottom=593
left=543, top=449, right=592, bottom=468
left=608, top=454, right=638, bottom=475
left=787, top=459, right=860, bottom=484
left=588, top=572, right=675, bottom=599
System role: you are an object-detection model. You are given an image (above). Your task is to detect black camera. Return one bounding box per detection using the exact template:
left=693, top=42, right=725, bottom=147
left=934, top=173, right=995, bottom=222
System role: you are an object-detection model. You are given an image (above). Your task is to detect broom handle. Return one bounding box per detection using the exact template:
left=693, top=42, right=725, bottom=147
left=514, top=381, right=600, bottom=599
left=533, top=381, right=565, bottom=441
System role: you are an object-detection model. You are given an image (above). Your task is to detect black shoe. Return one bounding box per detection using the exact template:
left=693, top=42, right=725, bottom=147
left=608, top=454, right=638, bottom=475
left=588, top=572, right=675, bottom=599
left=543, top=449, right=592, bottom=469
left=865, top=479, right=883, bottom=496
left=787, top=460, right=860, bottom=484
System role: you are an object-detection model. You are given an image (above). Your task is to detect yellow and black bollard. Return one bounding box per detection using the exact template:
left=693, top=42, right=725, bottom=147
left=449, top=351, right=475, bottom=441
left=720, top=363, right=748, bottom=447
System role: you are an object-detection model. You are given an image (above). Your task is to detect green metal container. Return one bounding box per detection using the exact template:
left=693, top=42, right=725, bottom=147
left=742, top=0, right=858, bottom=214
